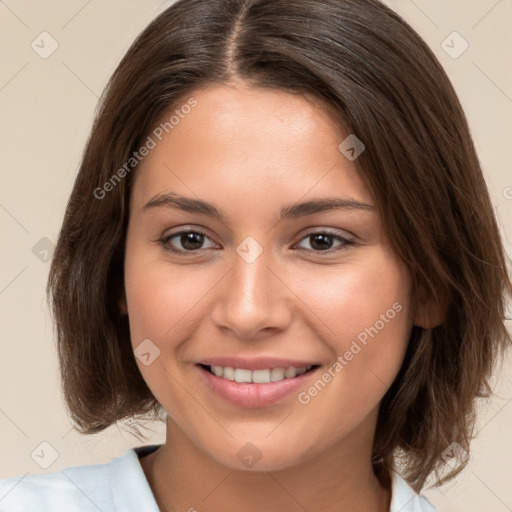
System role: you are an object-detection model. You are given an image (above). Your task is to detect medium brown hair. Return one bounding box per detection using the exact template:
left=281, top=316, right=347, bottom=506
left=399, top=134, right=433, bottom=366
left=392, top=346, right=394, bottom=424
left=47, top=0, right=511, bottom=492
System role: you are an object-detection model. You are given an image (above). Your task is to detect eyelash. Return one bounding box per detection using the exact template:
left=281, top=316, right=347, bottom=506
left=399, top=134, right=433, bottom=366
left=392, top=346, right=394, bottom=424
left=158, top=229, right=355, bottom=256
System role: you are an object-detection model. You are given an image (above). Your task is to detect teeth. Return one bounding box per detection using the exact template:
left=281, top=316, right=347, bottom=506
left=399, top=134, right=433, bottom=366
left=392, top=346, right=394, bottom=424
left=223, top=367, right=235, bottom=380
left=234, top=368, right=252, bottom=383
left=284, top=367, right=297, bottom=378
left=208, top=365, right=312, bottom=383
left=270, top=368, right=285, bottom=381
left=252, top=369, right=271, bottom=383
left=212, top=366, right=223, bottom=377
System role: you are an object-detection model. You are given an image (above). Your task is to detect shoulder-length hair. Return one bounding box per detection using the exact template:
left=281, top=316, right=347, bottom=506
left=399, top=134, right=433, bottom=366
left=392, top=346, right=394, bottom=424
left=48, top=0, right=511, bottom=492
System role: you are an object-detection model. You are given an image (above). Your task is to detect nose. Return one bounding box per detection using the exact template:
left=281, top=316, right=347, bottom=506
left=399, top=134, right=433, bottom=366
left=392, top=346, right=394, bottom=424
left=210, top=243, right=293, bottom=341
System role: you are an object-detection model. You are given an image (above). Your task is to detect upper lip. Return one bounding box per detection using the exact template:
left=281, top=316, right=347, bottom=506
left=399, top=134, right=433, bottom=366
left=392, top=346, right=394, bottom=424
left=197, top=357, right=320, bottom=371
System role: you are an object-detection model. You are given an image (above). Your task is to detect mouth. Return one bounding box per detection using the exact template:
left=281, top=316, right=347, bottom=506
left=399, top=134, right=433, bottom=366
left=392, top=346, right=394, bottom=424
left=198, top=363, right=320, bottom=383
left=196, top=362, right=322, bottom=408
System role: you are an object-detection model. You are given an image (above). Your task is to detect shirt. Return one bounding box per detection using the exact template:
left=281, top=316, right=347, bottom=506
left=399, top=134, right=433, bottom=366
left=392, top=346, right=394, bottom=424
left=0, top=444, right=439, bottom=511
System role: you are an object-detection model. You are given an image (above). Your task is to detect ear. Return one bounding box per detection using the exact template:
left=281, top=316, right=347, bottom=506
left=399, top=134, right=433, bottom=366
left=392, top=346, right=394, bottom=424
left=413, top=287, right=447, bottom=329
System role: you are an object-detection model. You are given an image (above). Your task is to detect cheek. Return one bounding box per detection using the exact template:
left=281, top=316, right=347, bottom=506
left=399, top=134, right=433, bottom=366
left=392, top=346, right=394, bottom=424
left=123, top=242, right=212, bottom=404
left=290, top=248, right=412, bottom=348
left=294, top=248, right=413, bottom=420
left=123, top=239, right=219, bottom=350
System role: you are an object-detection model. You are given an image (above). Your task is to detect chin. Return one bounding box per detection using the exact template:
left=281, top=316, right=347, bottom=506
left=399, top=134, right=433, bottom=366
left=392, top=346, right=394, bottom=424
left=204, top=438, right=314, bottom=472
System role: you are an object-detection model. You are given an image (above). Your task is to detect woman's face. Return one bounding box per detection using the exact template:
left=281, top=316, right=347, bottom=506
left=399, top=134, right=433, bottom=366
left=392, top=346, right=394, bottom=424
left=123, top=82, right=415, bottom=471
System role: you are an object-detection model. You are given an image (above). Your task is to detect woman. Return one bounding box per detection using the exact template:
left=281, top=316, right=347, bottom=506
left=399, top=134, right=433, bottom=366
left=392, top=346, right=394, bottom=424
left=1, top=0, right=510, bottom=510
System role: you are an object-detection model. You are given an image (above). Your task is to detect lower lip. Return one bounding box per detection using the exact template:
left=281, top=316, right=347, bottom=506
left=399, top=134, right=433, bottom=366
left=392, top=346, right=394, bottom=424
left=197, top=365, right=319, bottom=408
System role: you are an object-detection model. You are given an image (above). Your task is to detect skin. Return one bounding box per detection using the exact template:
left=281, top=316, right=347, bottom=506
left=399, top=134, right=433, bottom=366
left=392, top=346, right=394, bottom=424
left=121, top=82, right=435, bottom=512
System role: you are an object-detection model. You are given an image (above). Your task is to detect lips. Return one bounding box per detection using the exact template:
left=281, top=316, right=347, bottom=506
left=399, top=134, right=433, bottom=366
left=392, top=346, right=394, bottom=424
left=196, top=357, right=321, bottom=408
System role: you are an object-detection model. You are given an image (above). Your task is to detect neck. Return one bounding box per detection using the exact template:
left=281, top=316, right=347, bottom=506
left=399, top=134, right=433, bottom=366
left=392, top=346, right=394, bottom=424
left=140, top=419, right=391, bottom=512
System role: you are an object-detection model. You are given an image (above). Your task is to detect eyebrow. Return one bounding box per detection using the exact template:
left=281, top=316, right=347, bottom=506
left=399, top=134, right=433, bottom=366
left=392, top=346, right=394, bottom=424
left=143, top=192, right=375, bottom=222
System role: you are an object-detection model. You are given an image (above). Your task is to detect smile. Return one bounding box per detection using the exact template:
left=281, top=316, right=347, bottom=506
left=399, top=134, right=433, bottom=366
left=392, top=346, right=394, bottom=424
left=202, top=364, right=315, bottom=383
left=197, top=363, right=321, bottom=408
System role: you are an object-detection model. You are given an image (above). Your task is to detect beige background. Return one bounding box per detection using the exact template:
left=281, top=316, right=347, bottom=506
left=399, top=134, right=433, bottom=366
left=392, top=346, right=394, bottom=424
left=1, top=1, right=511, bottom=510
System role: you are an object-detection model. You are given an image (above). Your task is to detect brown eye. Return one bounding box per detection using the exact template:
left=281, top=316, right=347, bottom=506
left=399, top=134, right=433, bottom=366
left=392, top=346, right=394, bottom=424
left=160, top=230, right=217, bottom=254
left=295, top=232, right=354, bottom=253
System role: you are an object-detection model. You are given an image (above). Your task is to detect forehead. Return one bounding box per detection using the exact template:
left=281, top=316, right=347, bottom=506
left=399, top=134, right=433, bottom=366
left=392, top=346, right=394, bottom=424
left=130, top=83, right=373, bottom=214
